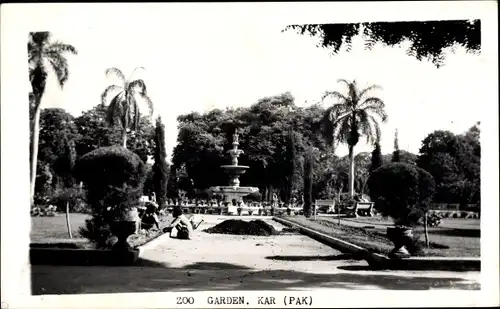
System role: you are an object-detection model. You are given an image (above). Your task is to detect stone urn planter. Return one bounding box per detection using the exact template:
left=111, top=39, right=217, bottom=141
left=110, top=220, right=137, bottom=251
left=111, top=208, right=139, bottom=251
left=387, top=226, right=413, bottom=259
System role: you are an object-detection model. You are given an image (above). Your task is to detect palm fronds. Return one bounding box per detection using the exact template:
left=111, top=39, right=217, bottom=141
left=101, top=67, right=154, bottom=146
left=322, top=79, right=387, bottom=148
left=105, top=67, right=126, bottom=83
left=101, top=85, right=124, bottom=105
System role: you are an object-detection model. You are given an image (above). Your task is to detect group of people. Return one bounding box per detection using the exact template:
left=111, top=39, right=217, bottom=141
left=138, top=200, right=203, bottom=240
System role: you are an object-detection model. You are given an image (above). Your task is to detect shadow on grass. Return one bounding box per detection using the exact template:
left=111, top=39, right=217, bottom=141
left=427, top=228, right=480, bottom=238
left=32, top=261, right=480, bottom=294
left=266, top=253, right=358, bottom=261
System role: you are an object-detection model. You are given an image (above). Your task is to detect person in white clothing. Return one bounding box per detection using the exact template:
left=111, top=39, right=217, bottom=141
left=163, top=206, right=203, bottom=239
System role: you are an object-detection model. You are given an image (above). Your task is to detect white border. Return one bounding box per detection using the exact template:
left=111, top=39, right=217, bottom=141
left=1, top=2, right=498, bottom=308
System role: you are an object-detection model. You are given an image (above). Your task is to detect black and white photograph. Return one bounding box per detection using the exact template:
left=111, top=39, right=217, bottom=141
left=1, top=2, right=498, bottom=308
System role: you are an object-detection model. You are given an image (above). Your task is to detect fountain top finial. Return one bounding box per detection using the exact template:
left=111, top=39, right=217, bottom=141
left=233, top=129, right=239, bottom=144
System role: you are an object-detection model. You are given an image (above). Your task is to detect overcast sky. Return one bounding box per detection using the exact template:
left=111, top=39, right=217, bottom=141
left=24, top=4, right=487, bottom=161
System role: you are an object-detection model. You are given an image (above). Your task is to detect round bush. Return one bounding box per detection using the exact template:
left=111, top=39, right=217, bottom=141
left=368, top=163, right=435, bottom=226
left=74, top=146, right=146, bottom=188
left=74, top=146, right=147, bottom=248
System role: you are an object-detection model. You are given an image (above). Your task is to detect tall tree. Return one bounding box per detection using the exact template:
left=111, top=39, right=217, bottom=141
left=417, top=129, right=480, bottom=204
left=101, top=67, right=154, bottom=148
left=303, top=147, right=314, bottom=218
left=167, top=165, right=180, bottom=203
left=152, top=116, right=169, bottom=209
left=284, top=20, right=481, bottom=68
left=370, top=141, right=383, bottom=172
left=28, top=32, right=77, bottom=206
left=36, top=108, right=80, bottom=190
left=53, top=138, right=77, bottom=188
left=322, top=79, right=388, bottom=197
left=392, top=128, right=400, bottom=162
left=284, top=129, right=297, bottom=203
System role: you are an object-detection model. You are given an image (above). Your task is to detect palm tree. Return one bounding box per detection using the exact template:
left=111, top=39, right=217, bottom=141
left=28, top=32, right=78, bottom=206
left=322, top=79, right=388, bottom=198
left=101, top=67, right=153, bottom=148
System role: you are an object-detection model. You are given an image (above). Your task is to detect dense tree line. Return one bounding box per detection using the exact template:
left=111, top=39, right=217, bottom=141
left=34, top=96, right=480, bottom=209
left=32, top=104, right=158, bottom=206
left=172, top=91, right=390, bottom=203
left=416, top=124, right=480, bottom=205
left=172, top=92, right=334, bottom=202
left=172, top=92, right=479, bottom=206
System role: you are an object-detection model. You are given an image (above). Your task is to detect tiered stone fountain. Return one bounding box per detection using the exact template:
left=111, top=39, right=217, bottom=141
left=210, top=130, right=259, bottom=215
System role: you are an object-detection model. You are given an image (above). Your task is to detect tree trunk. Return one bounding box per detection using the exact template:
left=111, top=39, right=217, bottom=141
left=122, top=128, right=127, bottom=148
left=30, top=103, right=42, bottom=207
left=424, top=211, right=429, bottom=248
left=348, top=145, right=355, bottom=198
left=65, top=201, right=73, bottom=238
left=361, top=179, right=367, bottom=195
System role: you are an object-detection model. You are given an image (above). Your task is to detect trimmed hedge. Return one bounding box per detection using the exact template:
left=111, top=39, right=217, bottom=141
left=74, top=145, right=146, bottom=189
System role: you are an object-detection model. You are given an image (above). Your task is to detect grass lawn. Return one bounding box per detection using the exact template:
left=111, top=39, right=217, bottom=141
left=31, top=213, right=90, bottom=243
left=30, top=213, right=173, bottom=249
left=283, top=215, right=480, bottom=257
left=341, top=216, right=480, bottom=230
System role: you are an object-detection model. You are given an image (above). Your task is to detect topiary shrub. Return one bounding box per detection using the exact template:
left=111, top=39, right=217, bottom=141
left=74, top=146, right=147, bottom=248
left=368, top=163, right=436, bottom=227
left=74, top=146, right=146, bottom=189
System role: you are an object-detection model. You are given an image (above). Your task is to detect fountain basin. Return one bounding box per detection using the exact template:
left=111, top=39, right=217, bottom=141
left=210, top=186, right=259, bottom=215
left=220, top=165, right=249, bottom=175
left=211, top=186, right=259, bottom=195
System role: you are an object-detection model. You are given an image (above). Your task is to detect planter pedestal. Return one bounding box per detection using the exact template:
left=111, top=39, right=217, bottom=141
left=111, top=221, right=137, bottom=251
left=387, top=226, right=413, bottom=259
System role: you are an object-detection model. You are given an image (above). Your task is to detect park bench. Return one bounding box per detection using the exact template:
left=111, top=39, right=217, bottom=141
left=314, top=199, right=336, bottom=214
left=355, top=202, right=375, bottom=217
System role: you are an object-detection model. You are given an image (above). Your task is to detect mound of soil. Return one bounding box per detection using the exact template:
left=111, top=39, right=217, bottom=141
left=204, top=219, right=279, bottom=236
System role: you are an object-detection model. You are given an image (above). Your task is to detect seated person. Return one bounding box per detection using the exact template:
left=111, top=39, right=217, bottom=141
left=140, top=202, right=160, bottom=230
left=163, top=206, right=203, bottom=239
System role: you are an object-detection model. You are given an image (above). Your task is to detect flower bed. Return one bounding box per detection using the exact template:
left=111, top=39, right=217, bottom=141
left=128, top=215, right=171, bottom=248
